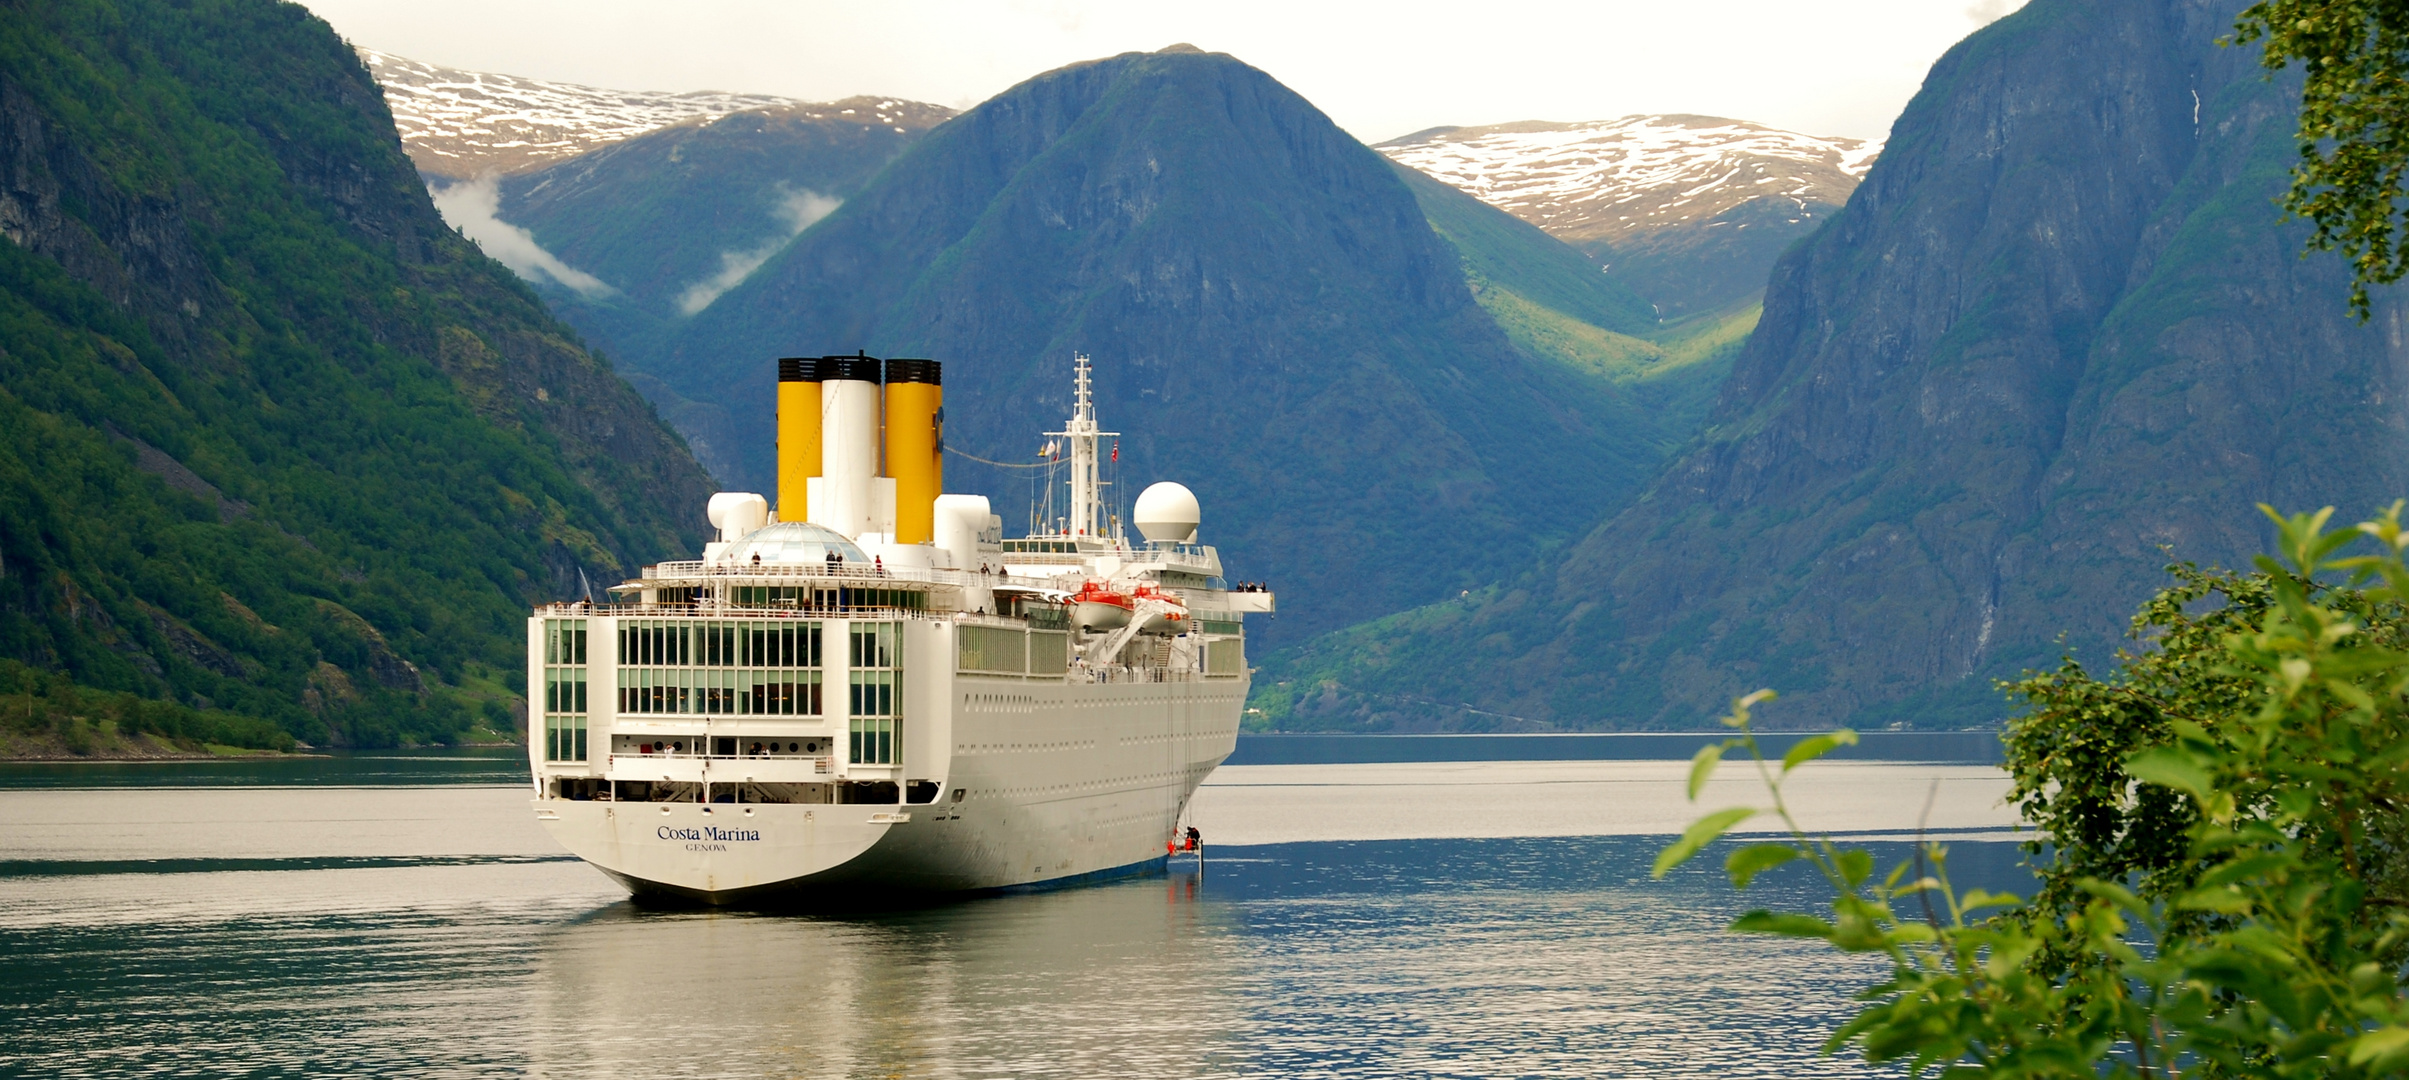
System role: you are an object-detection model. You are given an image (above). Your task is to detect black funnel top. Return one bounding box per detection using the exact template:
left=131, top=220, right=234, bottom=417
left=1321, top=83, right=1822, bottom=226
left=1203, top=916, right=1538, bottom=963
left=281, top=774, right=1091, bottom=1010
left=817, top=352, right=883, bottom=383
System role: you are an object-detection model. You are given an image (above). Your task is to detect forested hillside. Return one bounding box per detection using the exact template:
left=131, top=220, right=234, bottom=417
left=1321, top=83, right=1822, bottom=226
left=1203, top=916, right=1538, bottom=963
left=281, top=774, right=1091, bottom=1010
left=1264, top=0, right=2409, bottom=729
left=0, top=0, right=713, bottom=746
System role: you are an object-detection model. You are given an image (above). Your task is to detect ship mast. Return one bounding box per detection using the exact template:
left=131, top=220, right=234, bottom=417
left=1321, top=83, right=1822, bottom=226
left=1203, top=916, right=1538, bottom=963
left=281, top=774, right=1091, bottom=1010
left=1045, top=354, right=1117, bottom=539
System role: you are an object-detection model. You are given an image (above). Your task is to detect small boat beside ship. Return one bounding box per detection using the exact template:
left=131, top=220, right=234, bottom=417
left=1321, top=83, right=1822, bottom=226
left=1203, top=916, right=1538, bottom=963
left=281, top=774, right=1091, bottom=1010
left=524, top=354, right=1269, bottom=903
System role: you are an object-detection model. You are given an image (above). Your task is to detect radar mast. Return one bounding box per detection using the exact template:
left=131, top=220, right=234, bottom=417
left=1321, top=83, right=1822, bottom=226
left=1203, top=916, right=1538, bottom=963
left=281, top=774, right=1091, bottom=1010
left=1045, top=354, right=1118, bottom=539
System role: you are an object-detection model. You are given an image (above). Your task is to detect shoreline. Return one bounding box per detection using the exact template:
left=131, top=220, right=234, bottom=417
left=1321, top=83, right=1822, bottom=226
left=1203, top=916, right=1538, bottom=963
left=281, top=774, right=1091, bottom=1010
left=0, top=736, right=523, bottom=763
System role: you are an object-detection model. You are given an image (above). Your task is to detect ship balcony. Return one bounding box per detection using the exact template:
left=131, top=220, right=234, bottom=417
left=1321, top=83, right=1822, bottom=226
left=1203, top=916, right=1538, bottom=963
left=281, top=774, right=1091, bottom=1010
left=607, top=752, right=835, bottom=783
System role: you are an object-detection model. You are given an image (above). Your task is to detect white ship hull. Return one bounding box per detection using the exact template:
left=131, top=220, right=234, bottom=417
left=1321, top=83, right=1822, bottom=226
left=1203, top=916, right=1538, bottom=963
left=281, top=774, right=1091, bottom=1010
left=528, top=354, right=1268, bottom=906
left=536, top=674, right=1243, bottom=904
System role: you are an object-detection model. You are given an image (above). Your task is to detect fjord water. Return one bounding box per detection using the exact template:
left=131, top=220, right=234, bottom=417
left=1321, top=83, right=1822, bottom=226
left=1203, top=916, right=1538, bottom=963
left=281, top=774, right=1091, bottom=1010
left=0, top=741, right=2020, bottom=1078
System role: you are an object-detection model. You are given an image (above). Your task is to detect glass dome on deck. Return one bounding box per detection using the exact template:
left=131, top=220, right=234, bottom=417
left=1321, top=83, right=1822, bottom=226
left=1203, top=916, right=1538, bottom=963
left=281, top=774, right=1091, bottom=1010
left=717, top=521, right=868, bottom=566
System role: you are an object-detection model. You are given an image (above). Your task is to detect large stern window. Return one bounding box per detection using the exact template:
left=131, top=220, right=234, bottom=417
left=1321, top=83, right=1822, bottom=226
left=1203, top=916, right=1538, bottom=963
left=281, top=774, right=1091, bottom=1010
left=616, top=620, right=823, bottom=716
left=542, top=619, right=588, bottom=762
left=849, top=623, right=899, bottom=765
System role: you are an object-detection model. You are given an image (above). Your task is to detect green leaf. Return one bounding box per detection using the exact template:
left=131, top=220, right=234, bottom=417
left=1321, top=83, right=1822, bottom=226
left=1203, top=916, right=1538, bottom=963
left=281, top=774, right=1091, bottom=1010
left=1781, top=728, right=1859, bottom=773
left=2175, top=886, right=2254, bottom=915
left=1652, top=806, right=1756, bottom=879
left=1985, top=934, right=2039, bottom=980
left=1731, top=910, right=1833, bottom=938
left=2348, top=1026, right=2409, bottom=1066
left=1687, top=742, right=1725, bottom=801
left=1837, top=848, right=1873, bottom=887
left=2126, top=746, right=2214, bottom=800
left=2076, top=878, right=2149, bottom=916
left=1724, top=843, right=1799, bottom=888
left=2197, top=853, right=2295, bottom=890
left=1957, top=888, right=2022, bottom=912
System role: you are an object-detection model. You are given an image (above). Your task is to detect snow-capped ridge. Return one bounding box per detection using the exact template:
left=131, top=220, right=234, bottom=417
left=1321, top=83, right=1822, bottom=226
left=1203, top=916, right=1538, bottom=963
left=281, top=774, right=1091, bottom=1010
left=1378, top=114, right=1878, bottom=250
left=363, top=49, right=952, bottom=178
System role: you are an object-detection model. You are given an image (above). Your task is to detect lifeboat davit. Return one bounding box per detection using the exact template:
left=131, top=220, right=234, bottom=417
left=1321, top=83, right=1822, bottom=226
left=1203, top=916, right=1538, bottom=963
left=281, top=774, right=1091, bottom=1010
left=1070, top=581, right=1133, bottom=630
left=1133, top=584, right=1189, bottom=633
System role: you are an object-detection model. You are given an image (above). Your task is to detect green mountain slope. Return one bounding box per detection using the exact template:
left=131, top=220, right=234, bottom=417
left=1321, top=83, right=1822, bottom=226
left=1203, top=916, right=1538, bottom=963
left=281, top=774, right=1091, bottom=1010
left=0, top=0, right=714, bottom=746
left=1262, top=0, right=2409, bottom=731
left=1393, top=163, right=1758, bottom=407
left=623, top=46, right=1685, bottom=644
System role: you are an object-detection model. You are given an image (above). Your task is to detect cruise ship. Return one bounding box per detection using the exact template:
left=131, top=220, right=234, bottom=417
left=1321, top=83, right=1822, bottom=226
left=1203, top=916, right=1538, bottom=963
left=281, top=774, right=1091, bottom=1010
left=525, top=354, right=1269, bottom=903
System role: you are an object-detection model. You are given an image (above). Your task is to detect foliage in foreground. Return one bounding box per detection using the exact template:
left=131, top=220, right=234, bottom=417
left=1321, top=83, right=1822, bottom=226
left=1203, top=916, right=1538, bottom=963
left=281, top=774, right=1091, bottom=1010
left=2234, top=0, right=2409, bottom=318
left=1662, top=505, right=2409, bottom=1077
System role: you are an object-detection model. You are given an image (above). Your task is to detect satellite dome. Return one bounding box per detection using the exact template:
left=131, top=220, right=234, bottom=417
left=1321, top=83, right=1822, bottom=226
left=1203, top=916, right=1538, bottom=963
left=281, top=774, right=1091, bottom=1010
left=706, top=492, right=769, bottom=541
left=1133, top=482, right=1200, bottom=543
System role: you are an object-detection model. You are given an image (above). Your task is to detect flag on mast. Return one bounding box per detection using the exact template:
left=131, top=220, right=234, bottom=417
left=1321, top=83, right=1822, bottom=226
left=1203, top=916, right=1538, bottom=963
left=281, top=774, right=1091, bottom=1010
left=1110, top=439, right=1118, bottom=462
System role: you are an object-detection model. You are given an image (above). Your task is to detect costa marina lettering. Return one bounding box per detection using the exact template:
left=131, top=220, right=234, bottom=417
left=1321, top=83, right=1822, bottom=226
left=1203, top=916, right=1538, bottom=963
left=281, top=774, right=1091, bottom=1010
left=657, top=826, right=763, bottom=842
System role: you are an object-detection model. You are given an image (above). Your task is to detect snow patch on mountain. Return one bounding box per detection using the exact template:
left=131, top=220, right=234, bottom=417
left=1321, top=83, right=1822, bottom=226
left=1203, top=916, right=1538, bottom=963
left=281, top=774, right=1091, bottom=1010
left=364, top=50, right=939, bottom=178
left=1378, top=116, right=1877, bottom=250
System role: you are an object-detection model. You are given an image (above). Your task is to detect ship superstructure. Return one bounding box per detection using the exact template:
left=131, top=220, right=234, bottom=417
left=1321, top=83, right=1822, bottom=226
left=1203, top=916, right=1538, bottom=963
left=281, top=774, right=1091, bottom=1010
left=527, top=354, right=1270, bottom=903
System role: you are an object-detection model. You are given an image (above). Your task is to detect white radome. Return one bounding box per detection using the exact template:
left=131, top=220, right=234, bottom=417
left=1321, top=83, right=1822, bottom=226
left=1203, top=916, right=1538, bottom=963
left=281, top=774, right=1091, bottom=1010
left=705, top=492, right=768, bottom=541
left=1134, top=482, right=1200, bottom=543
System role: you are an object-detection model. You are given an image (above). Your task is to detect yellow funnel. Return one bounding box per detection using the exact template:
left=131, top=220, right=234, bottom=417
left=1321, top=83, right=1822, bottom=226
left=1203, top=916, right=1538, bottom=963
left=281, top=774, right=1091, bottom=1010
left=883, top=359, right=942, bottom=544
left=776, top=358, right=820, bottom=522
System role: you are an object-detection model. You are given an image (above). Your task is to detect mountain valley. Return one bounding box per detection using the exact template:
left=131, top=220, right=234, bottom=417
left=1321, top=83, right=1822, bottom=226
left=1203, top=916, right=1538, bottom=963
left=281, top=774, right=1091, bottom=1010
left=1380, top=116, right=1876, bottom=318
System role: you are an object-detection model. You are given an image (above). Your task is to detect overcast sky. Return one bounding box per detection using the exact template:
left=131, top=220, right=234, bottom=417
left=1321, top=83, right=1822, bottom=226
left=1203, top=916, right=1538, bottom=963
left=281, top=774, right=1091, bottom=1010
left=298, top=0, right=2029, bottom=145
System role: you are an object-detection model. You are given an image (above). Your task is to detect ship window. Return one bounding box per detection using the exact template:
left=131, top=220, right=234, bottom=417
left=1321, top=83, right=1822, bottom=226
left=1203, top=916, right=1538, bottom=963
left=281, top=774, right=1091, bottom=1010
left=541, top=618, right=589, bottom=762
left=544, top=619, right=587, bottom=665
left=611, top=620, right=825, bottom=717
left=849, top=623, right=899, bottom=765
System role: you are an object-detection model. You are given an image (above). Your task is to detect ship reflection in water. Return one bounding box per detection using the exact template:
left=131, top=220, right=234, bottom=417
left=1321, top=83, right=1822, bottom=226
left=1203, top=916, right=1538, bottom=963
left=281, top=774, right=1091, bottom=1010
left=0, top=760, right=2023, bottom=1077
left=528, top=869, right=1243, bottom=1078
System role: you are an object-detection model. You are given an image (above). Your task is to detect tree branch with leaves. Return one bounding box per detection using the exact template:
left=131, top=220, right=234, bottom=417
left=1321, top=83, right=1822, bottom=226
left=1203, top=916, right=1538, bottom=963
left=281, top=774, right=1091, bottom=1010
left=2234, top=0, right=2409, bottom=318
left=1663, top=504, right=2409, bottom=1077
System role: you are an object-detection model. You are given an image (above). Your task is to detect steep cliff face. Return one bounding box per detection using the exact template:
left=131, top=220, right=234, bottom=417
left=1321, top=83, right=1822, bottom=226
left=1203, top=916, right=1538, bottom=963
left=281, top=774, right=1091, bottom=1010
left=1262, top=0, right=2409, bottom=729
left=643, top=47, right=1679, bottom=643
left=0, top=0, right=713, bottom=743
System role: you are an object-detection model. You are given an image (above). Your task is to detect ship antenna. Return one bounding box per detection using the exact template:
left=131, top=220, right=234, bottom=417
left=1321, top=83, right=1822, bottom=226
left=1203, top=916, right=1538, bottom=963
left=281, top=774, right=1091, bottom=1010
left=1044, top=354, right=1117, bottom=539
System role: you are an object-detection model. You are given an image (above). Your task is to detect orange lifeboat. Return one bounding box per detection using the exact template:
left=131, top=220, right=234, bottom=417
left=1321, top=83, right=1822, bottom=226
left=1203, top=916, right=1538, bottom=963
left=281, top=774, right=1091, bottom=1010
left=1132, top=584, right=1189, bottom=633
left=1070, top=581, right=1133, bottom=630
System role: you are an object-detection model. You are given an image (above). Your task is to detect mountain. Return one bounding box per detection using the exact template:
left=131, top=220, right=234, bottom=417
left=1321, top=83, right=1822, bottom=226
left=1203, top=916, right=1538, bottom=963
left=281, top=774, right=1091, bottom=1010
left=636, top=46, right=1687, bottom=645
left=0, top=0, right=714, bottom=746
left=488, top=101, right=954, bottom=471
left=1263, top=0, right=2409, bottom=730
left=358, top=54, right=955, bottom=476
left=365, top=49, right=815, bottom=180
left=497, top=100, right=955, bottom=315
left=1379, top=116, right=1876, bottom=317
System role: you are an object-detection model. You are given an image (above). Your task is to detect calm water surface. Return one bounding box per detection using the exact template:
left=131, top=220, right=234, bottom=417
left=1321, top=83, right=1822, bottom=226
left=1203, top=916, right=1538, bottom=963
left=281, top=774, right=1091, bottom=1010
left=0, top=748, right=2023, bottom=1078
